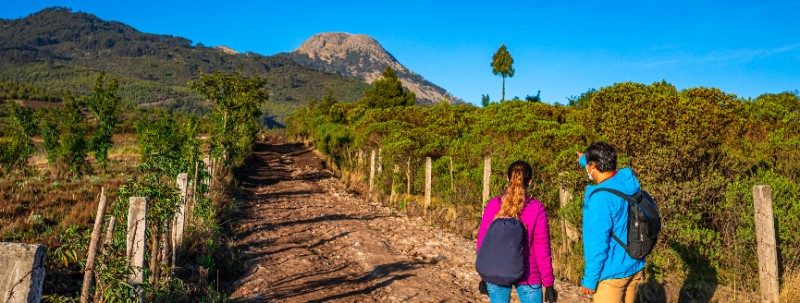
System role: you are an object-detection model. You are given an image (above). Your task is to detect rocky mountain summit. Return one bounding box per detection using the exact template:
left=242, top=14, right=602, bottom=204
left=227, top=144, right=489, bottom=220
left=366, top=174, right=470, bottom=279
left=291, top=32, right=459, bottom=104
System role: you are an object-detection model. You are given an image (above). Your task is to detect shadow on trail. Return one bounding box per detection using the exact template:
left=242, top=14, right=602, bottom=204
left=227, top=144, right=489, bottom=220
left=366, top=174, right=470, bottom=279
left=234, top=213, right=389, bottom=241
left=231, top=260, right=425, bottom=303
left=672, top=241, right=718, bottom=303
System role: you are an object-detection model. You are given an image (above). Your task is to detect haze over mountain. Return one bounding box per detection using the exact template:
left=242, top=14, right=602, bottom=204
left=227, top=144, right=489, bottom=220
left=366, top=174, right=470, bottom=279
left=289, top=32, right=460, bottom=104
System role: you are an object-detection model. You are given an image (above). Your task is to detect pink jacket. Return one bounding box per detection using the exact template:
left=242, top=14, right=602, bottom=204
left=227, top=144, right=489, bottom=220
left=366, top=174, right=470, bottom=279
left=476, top=196, right=555, bottom=287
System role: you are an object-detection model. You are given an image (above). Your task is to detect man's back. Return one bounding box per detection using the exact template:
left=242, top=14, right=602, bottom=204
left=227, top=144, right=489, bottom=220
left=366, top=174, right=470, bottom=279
left=580, top=167, right=646, bottom=290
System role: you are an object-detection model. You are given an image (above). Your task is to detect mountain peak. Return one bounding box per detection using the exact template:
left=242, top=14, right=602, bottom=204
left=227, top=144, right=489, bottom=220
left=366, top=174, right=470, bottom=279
left=292, top=32, right=458, bottom=104
left=295, top=32, right=403, bottom=72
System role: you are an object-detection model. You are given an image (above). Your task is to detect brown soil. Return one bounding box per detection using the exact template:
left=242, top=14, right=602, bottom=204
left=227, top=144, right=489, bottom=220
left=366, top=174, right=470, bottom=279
left=227, top=139, right=585, bottom=302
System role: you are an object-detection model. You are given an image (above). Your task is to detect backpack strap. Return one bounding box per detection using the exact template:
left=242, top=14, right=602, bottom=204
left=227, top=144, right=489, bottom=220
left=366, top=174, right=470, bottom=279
left=589, top=188, right=634, bottom=250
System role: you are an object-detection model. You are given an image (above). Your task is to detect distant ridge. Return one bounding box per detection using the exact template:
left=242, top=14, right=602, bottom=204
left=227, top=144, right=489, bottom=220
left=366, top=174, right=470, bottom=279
left=0, top=7, right=366, bottom=119
left=290, top=32, right=460, bottom=104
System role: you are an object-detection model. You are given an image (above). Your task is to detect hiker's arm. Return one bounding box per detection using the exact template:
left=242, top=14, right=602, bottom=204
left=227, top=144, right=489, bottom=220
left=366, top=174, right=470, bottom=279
left=581, top=194, right=613, bottom=291
left=533, top=204, right=555, bottom=287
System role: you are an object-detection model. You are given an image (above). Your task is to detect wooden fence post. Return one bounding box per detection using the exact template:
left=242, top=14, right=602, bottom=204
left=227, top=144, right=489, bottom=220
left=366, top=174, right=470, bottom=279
left=753, top=185, right=780, bottom=303
left=449, top=156, right=455, bottom=192
left=424, top=157, right=432, bottom=208
left=377, top=147, right=383, bottom=174
left=369, top=149, right=376, bottom=198
left=104, top=216, right=116, bottom=246
left=482, top=156, right=491, bottom=204
left=191, top=160, right=199, bottom=221
left=80, top=188, right=108, bottom=303
left=559, top=184, right=569, bottom=255
left=405, top=158, right=412, bottom=195
left=126, top=197, right=147, bottom=303
left=172, top=173, right=188, bottom=266
left=390, top=165, right=399, bottom=205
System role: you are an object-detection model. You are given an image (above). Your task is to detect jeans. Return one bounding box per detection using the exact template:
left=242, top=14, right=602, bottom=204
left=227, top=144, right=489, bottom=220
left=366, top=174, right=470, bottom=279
left=486, top=282, right=542, bottom=303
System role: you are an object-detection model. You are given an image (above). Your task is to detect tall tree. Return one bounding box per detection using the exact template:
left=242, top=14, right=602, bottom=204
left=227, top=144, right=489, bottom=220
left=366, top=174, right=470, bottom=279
left=190, top=72, right=268, bottom=170
left=491, top=44, right=515, bottom=101
left=363, top=67, right=415, bottom=108
left=85, top=73, right=122, bottom=170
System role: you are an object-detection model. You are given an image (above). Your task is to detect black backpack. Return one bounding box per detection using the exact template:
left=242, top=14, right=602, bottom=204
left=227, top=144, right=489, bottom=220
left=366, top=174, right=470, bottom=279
left=591, top=188, right=661, bottom=260
left=475, top=217, right=527, bottom=286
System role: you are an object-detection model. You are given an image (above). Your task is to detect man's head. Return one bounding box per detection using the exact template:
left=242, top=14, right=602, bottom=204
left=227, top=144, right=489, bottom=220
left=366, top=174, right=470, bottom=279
left=585, top=141, right=617, bottom=174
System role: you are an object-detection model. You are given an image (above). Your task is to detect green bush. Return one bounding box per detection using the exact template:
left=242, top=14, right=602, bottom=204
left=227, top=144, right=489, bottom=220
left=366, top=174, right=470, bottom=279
left=39, top=97, right=90, bottom=177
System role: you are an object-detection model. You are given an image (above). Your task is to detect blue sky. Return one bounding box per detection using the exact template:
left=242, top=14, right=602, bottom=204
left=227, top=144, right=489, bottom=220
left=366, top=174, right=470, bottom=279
left=2, top=1, right=799, bottom=105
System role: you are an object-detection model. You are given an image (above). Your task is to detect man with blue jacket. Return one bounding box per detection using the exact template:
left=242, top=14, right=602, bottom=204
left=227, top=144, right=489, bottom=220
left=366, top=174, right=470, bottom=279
left=577, top=142, right=645, bottom=303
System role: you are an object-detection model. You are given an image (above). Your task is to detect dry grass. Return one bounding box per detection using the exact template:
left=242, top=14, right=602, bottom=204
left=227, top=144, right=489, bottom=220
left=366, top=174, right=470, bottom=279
left=782, top=271, right=800, bottom=303
left=0, top=134, right=140, bottom=246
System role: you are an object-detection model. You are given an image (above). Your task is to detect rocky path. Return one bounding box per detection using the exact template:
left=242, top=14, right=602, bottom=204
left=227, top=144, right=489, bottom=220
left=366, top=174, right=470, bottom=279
left=228, top=139, right=585, bottom=302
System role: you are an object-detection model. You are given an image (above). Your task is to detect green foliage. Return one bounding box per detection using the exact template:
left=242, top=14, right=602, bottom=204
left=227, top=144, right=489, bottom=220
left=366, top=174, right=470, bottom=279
left=136, top=110, right=198, bottom=178
left=362, top=68, right=415, bottom=109
left=190, top=71, right=266, bottom=170
left=0, top=102, right=35, bottom=174
left=491, top=44, right=514, bottom=101
left=289, top=80, right=800, bottom=291
left=481, top=94, right=490, bottom=107
left=40, top=97, right=90, bottom=177
left=85, top=73, right=123, bottom=170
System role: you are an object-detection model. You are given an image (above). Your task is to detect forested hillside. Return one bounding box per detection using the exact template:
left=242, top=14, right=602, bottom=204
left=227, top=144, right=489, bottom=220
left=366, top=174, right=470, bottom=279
left=0, top=7, right=367, bottom=119
left=288, top=76, right=800, bottom=298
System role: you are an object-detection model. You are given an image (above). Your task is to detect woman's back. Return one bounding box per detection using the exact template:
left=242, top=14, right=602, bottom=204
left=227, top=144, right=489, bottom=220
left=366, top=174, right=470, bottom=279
left=476, top=196, right=555, bottom=287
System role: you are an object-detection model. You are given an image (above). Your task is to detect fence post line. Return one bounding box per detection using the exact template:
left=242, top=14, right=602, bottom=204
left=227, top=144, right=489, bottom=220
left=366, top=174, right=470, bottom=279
left=424, top=157, right=432, bottom=208
left=482, top=156, right=491, bottom=204
left=80, top=188, right=108, bottom=303
left=753, top=185, right=780, bottom=303
left=126, top=197, right=147, bottom=303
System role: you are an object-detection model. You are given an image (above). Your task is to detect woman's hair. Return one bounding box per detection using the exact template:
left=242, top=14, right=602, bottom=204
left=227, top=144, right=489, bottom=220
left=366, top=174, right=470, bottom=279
left=496, top=160, right=533, bottom=218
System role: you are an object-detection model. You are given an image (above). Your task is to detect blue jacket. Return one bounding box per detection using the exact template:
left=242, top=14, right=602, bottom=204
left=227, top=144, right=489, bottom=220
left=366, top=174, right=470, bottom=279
left=579, top=155, right=645, bottom=290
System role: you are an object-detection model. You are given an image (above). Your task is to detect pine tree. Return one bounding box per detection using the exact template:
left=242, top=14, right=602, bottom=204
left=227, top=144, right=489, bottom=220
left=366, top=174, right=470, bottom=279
left=491, top=44, right=515, bottom=101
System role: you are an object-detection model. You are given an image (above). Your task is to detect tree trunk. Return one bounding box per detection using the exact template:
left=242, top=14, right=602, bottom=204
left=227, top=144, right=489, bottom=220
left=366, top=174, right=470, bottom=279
left=501, top=76, right=506, bottom=101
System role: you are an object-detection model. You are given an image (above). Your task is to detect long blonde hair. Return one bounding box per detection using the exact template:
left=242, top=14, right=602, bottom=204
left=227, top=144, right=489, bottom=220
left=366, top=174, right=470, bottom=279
left=496, top=160, right=533, bottom=218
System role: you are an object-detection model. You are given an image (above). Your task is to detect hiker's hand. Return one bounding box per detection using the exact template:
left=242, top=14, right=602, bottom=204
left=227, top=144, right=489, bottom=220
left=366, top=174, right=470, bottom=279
left=576, top=151, right=584, bottom=162
left=579, top=286, right=595, bottom=295
left=478, top=279, right=488, bottom=295
left=544, top=286, right=558, bottom=302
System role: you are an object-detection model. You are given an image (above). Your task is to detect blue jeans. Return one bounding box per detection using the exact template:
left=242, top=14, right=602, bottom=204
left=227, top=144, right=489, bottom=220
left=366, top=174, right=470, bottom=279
left=486, top=282, right=542, bottom=303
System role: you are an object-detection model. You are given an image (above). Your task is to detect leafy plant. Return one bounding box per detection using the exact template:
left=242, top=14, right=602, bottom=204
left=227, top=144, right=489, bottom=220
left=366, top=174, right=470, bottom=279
left=85, top=73, right=123, bottom=170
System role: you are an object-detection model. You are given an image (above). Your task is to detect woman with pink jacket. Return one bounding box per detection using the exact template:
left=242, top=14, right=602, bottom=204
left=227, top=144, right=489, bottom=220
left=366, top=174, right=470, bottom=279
left=476, top=160, right=557, bottom=303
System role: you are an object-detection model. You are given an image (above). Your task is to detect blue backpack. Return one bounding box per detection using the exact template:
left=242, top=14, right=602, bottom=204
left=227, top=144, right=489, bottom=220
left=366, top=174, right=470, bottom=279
left=475, top=217, right=527, bottom=286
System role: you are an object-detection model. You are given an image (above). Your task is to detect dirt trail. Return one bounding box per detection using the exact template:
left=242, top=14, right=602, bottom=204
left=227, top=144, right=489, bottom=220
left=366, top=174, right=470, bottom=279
left=228, top=139, right=585, bottom=302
